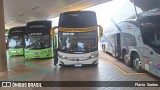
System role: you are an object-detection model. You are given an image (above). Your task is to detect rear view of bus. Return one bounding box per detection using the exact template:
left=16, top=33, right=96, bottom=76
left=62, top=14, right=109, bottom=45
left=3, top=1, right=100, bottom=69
left=8, top=26, right=25, bottom=56
left=51, top=11, right=103, bottom=66
left=24, top=20, right=53, bottom=59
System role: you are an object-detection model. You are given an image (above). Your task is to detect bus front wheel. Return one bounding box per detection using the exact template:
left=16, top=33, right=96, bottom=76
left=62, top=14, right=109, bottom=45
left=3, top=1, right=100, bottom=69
left=133, top=54, right=143, bottom=73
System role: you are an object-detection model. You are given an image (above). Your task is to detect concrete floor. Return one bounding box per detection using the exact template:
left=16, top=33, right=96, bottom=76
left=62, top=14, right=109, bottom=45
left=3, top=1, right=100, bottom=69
left=0, top=50, right=159, bottom=90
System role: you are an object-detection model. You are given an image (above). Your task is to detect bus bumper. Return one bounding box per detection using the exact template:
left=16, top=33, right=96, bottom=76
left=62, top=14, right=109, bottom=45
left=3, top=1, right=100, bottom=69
left=58, top=57, right=98, bottom=67
left=24, top=48, right=53, bottom=59
left=8, top=48, right=24, bottom=56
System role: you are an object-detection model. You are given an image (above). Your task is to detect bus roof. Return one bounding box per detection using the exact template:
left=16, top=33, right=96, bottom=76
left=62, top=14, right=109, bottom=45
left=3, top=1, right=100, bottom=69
left=10, top=26, right=25, bottom=30
left=26, top=20, right=51, bottom=24
left=26, top=20, right=52, bottom=35
left=60, top=11, right=96, bottom=15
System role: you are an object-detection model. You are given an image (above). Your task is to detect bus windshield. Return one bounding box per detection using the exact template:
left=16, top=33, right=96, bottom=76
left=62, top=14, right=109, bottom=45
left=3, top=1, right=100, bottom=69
left=25, top=35, right=51, bottom=49
left=58, top=31, right=98, bottom=53
left=9, top=36, right=23, bottom=48
left=140, top=15, right=160, bottom=48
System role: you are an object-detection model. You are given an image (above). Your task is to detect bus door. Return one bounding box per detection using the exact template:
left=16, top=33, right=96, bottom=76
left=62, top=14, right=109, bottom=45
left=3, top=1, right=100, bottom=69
left=114, top=33, right=121, bottom=58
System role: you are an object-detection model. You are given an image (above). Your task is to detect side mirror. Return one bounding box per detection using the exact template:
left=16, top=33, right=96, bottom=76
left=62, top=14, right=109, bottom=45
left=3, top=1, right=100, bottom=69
left=54, top=36, right=58, bottom=48
left=97, top=25, right=103, bottom=37
left=7, top=37, right=10, bottom=42
left=8, top=36, right=10, bottom=40
left=18, top=36, right=21, bottom=39
left=7, top=36, right=11, bottom=42
left=26, top=38, right=28, bottom=41
left=54, top=47, right=58, bottom=66
left=50, top=26, right=58, bottom=38
left=25, top=35, right=29, bottom=41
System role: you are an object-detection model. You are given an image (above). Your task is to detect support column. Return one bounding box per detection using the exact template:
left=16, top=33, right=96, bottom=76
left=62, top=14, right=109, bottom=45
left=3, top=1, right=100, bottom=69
left=0, top=0, right=8, bottom=72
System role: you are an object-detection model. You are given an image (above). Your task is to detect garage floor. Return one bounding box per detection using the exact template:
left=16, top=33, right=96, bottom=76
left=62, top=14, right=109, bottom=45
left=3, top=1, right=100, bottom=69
left=0, top=50, right=159, bottom=90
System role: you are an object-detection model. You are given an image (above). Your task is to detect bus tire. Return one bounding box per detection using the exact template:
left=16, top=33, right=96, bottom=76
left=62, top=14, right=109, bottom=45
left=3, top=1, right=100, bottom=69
left=133, top=54, right=144, bottom=73
left=123, top=51, right=132, bottom=67
left=122, top=50, right=126, bottom=61
left=102, top=44, right=104, bottom=49
left=103, top=45, right=106, bottom=52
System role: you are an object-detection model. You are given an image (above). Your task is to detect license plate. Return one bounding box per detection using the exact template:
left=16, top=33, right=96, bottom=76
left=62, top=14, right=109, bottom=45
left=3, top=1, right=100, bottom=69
left=74, top=64, right=82, bottom=67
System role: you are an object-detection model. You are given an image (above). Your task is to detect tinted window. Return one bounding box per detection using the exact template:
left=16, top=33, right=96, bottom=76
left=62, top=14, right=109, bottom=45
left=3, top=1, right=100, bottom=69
left=26, top=21, right=51, bottom=35
left=59, top=11, right=97, bottom=28
left=123, top=32, right=137, bottom=46
left=58, top=31, right=98, bottom=53
left=8, top=27, right=25, bottom=36
left=139, top=16, right=160, bottom=48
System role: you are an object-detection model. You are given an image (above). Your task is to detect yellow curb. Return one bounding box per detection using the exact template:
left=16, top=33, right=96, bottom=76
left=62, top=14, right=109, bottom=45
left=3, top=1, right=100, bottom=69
left=108, top=61, right=147, bottom=75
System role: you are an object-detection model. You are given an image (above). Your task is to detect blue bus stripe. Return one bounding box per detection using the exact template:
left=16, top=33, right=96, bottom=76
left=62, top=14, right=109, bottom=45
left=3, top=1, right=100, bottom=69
left=110, top=19, right=122, bottom=32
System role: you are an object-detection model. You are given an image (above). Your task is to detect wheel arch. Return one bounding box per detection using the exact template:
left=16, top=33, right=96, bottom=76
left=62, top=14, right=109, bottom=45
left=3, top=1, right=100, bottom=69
left=130, top=50, right=139, bottom=62
left=130, top=49, right=144, bottom=72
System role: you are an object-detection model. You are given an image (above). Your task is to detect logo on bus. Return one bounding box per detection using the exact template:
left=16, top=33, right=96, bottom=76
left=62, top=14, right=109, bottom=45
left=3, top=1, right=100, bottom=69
left=152, top=64, right=160, bottom=71
left=29, top=33, right=42, bottom=35
left=30, top=25, right=45, bottom=28
left=13, top=30, right=23, bottom=33
left=127, top=25, right=132, bottom=30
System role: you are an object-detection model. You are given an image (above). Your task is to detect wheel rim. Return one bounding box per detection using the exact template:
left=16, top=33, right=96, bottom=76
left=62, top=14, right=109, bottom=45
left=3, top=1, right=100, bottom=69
left=124, top=54, right=129, bottom=64
left=103, top=46, right=105, bottom=52
left=134, top=58, right=142, bottom=69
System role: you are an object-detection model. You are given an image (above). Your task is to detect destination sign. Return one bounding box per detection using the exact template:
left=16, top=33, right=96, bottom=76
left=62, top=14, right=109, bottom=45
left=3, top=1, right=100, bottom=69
left=30, top=25, right=45, bottom=28
left=28, top=33, right=42, bottom=36
left=58, top=26, right=97, bottom=32
left=12, top=30, right=23, bottom=33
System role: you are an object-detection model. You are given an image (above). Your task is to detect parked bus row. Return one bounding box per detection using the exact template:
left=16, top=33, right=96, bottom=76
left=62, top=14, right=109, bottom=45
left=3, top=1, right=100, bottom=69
left=7, top=20, right=54, bottom=59
left=7, top=11, right=103, bottom=67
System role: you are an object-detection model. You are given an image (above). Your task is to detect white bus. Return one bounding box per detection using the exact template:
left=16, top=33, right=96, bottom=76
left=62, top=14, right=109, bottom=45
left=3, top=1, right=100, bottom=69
left=51, top=11, right=103, bottom=67
left=101, top=0, right=160, bottom=77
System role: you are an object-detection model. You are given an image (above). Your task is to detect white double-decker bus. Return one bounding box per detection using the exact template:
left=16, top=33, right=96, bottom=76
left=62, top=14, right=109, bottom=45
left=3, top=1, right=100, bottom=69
left=101, top=0, right=160, bottom=77
left=51, top=11, right=103, bottom=67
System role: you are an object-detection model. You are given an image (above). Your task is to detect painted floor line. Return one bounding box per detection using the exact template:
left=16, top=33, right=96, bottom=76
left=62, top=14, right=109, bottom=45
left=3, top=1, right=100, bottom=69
left=108, top=61, right=147, bottom=75
left=108, top=61, right=127, bottom=75
left=127, top=73, right=147, bottom=75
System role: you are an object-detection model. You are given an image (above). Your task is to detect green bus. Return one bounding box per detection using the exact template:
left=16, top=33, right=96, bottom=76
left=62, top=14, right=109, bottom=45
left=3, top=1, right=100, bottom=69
left=51, top=11, right=103, bottom=66
left=24, top=20, right=53, bottom=59
left=8, top=26, right=25, bottom=56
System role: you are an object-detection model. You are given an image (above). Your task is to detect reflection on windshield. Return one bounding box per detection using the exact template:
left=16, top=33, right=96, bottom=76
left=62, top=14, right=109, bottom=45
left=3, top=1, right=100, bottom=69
left=150, top=27, right=160, bottom=48
left=62, top=38, right=93, bottom=51
left=25, top=35, right=51, bottom=49
left=9, top=36, right=23, bottom=48
left=140, top=16, right=160, bottom=48
left=59, top=31, right=98, bottom=53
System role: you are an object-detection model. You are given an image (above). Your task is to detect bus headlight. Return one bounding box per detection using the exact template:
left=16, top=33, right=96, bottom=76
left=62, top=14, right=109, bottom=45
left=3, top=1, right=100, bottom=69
left=44, top=50, right=50, bottom=53
left=91, top=52, right=99, bottom=58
